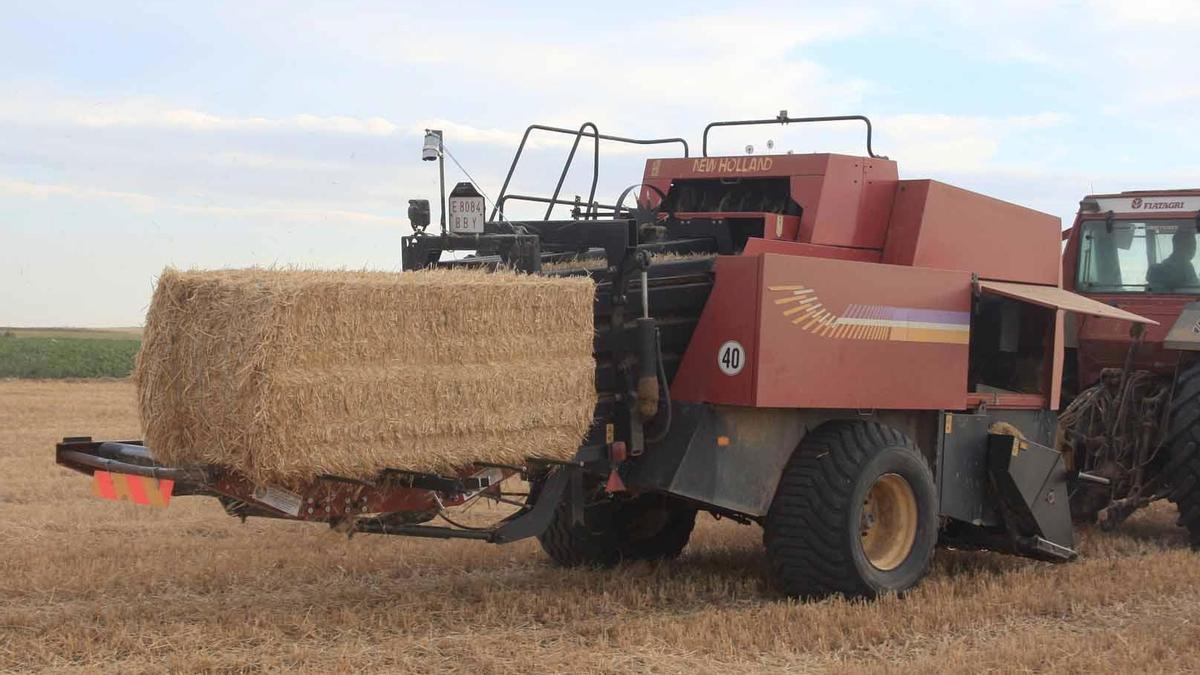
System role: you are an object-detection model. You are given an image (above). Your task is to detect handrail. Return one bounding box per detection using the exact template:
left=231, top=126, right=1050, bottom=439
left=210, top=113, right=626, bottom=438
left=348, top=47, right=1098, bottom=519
left=702, top=112, right=881, bottom=158
left=491, top=124, right=691, bottom=221
left=496, top=194, right=624, bottom=219
left=545, top=122, right=601, bottom=220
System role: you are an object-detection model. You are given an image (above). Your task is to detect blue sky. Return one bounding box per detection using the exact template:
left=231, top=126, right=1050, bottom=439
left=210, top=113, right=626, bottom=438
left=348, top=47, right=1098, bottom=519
left=2, top=0, right=1197, bottom=325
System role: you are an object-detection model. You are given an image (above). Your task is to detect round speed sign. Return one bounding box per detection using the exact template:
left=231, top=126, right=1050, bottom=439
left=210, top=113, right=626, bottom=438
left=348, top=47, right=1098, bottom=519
left=717, top=340, right=745, bottom=376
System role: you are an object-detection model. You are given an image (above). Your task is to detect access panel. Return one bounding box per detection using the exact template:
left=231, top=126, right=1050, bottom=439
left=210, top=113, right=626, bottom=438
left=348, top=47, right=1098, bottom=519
left=756, top=253, right=972, bottom=409
left=673, top=253, right=972, bottom=410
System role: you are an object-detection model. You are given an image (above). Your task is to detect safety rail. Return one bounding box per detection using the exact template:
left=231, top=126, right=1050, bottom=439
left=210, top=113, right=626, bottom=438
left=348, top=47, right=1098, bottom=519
left=491, top=123, right=690, bottom=221
left=495, top=194, right=624, bottom=221
left=701, top=112, right=881, bottom=159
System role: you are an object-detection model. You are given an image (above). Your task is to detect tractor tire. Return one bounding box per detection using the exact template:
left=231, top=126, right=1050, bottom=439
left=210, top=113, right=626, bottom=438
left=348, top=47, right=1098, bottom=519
left=537, top=490, right=697, bottom=567
left=1165, top=361, right=1200, bottom=548
left=764, top=420, right=938, bottom=599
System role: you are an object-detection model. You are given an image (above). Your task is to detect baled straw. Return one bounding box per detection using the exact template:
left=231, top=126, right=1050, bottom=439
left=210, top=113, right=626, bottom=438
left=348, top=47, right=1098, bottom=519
left=134, top=268, right=597, bottom=486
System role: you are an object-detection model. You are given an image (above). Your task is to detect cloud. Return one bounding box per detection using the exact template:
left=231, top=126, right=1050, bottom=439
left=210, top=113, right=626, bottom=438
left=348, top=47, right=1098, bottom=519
left=283, top=4, right=882, bottom=132
left=0, top=94, right=402, bottom=136
left=0, top=176, right=402, bottom=227
left=2, top=1, right=1197, bottom=326
left=877, top=112, right=1070, bottom=172
left=0, top=178, right=157, bottom=209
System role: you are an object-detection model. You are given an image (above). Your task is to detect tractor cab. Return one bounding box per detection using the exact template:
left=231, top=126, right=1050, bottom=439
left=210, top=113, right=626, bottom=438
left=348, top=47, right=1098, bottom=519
left=1062, top=190, right=1200, bottom=386
left=1059, top=189, right=1200, bottom=531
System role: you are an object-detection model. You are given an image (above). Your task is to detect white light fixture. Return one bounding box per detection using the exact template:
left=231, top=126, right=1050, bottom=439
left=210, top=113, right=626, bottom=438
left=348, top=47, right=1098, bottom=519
left=422, top=130, right=443, bottom=162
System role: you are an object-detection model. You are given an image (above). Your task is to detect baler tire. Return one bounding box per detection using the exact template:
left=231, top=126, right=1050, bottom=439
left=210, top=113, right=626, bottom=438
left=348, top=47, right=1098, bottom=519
left=537, top=492, right=697, bottom=567
left=764, top=420, right=938, bottom=600
left=1165, top=361, right=1200, bottom=549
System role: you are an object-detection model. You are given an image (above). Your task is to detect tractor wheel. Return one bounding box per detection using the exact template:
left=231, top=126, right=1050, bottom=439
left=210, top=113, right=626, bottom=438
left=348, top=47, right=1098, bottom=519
left=1166, top=361, right=1200, bottom=548
left=764, top=420, right=938, bottom=599
left=537, top=489, right=697, bottom=567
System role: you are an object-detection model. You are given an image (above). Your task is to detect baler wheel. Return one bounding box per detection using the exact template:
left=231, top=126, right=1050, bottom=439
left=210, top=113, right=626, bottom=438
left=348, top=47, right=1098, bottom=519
left=764, top=420, right=938, bottom=599
left=537, top=490, right=697, bottom=567
left=1165, top=361, right=1200, bottom=548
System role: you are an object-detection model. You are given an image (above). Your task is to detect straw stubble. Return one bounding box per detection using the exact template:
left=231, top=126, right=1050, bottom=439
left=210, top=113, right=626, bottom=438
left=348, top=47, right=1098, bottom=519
left=133, top=268, right=597, bottom=486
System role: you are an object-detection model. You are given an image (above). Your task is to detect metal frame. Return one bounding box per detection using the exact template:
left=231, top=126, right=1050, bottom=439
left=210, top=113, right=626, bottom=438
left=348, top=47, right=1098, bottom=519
left=54, top=436, right=596, bottom=544
left=701, top=112, right=880, bottom=159
left=401, top=218, right=639, bottom=273
left=490, top=123, right=690, bottom=221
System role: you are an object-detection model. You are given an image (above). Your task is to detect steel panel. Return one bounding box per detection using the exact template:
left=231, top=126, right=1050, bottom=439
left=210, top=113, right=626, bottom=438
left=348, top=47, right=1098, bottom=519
left=670, top=256, right=761, bottom=405
left=979, top=280, right=1156, bottom=324
left=884, top=180, right=1061, bottom=285
left=742, top=237, right=882, bottom=263
left=755, top=254, right=970, bottom=409
left=1163, top=302, right=1200, bottom=351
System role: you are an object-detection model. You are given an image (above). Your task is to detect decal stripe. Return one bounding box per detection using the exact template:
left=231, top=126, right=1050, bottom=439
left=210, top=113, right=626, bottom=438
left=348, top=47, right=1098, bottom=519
left=769, top=286, right=969, bottom=345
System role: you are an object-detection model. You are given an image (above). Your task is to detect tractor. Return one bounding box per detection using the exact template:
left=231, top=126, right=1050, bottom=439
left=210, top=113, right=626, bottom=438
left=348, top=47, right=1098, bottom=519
left=1059, top=189, right=1200, bottom=541
left=55, top=113, right=1161, bottom=599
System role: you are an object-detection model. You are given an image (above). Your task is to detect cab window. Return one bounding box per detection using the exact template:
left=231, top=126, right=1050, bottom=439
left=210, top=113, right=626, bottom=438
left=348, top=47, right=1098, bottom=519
left=1077, top=219, right=1200, bottom=293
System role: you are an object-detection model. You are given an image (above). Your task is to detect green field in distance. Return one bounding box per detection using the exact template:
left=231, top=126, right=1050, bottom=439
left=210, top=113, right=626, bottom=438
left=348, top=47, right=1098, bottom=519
left=0, top=328, right=142, bottom=378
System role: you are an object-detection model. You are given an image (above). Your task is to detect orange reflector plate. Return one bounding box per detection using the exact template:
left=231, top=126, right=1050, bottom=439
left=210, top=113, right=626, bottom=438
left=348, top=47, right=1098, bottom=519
left=92, top=470, right=174, bottom=507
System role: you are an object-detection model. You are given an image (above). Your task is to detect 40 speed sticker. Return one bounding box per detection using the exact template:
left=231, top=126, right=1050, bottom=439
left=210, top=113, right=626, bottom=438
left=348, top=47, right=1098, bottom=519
left=717, top=340, right=745, bottom=376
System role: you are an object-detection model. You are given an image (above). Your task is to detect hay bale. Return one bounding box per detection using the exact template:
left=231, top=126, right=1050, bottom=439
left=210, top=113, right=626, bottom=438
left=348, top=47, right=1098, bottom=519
left=134, top=268, right=597, bottom=486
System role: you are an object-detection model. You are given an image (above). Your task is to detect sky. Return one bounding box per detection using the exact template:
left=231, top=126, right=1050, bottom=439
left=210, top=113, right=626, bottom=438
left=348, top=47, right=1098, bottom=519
left=2, top=0, right=1198, bottom=326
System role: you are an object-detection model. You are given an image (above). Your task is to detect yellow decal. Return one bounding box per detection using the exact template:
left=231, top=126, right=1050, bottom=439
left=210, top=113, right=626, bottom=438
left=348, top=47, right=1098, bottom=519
left=691, top=157, right=775, bottom=174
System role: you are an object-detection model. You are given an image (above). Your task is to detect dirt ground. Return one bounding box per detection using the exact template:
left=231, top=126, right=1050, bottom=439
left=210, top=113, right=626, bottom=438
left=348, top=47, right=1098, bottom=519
left=3, top=379, right=1200, bottom=674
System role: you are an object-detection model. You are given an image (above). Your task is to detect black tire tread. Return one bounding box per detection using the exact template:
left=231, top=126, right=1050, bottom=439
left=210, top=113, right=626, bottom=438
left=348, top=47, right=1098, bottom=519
left=764, top=420, right=930, bottom=599
left=1166, top=362, right=1200, bottom=548
left=537, top=494, right=697, bottom=567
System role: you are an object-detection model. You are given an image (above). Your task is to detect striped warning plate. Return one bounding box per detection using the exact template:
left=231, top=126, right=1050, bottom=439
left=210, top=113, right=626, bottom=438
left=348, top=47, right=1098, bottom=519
left=91, top=470, right=174, bottom=507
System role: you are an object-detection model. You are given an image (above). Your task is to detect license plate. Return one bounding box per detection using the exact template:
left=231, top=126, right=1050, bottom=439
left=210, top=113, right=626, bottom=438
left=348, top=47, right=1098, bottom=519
left=92, top=470, right=174, bottom=507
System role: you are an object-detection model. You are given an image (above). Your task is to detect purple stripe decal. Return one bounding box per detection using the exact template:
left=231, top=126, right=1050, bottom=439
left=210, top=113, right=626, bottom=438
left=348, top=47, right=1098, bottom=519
left=872, top=306, right=970, bottom=326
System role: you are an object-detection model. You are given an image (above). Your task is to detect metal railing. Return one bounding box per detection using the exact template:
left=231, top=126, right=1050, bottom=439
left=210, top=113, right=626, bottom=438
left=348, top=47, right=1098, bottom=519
left=701, top=112, right=881, bottom=158
left=491, top=123, right=690, bottom=221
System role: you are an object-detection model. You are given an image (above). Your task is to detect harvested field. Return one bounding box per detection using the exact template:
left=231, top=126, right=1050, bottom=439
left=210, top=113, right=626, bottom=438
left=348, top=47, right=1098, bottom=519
left=4, top=379, right=1200, bottom=673
left=135, top=268, right=595, bottom=485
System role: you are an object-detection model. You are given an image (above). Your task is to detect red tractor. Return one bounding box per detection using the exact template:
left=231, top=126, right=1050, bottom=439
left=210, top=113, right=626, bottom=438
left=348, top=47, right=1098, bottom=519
left=57, top=114, right=1159, bottom=599
left=1059, top=190, right=1200, bottom=539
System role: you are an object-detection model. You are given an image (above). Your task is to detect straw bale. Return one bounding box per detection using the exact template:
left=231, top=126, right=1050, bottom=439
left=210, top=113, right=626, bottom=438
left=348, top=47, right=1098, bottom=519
left=133, top=268, right=597, bottom=486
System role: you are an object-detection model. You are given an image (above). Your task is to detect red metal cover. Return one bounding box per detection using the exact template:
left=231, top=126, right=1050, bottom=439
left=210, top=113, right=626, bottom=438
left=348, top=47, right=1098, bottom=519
left=743, top=237, right=882, bottom=263
left=640, top=153, right=899, bottom=250
left=884, top=180, right=1061, bottom=285
left=978, top=280, right=1156, bottom=325
left=673, top=254, right=972, bottom=410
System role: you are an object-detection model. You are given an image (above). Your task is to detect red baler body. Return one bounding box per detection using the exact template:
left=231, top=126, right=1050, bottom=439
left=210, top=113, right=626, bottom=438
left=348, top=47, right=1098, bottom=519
left=643, top=152, right=1065, bottom=411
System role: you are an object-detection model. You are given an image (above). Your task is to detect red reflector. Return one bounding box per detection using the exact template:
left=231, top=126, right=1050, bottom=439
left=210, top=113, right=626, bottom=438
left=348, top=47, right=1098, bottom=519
left=91, top=471, right=174, bottom=508
left=605, top=469, right=627, bottom=494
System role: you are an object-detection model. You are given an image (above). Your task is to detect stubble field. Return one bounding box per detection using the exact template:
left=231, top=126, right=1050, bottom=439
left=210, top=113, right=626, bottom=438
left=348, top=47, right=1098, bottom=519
left=3, top=379, right=1200, bottom=673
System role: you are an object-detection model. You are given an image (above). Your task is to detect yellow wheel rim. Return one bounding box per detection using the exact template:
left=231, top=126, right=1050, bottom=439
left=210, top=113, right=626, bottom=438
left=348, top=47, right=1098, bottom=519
left=859, top=473, right=918, bottom=571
